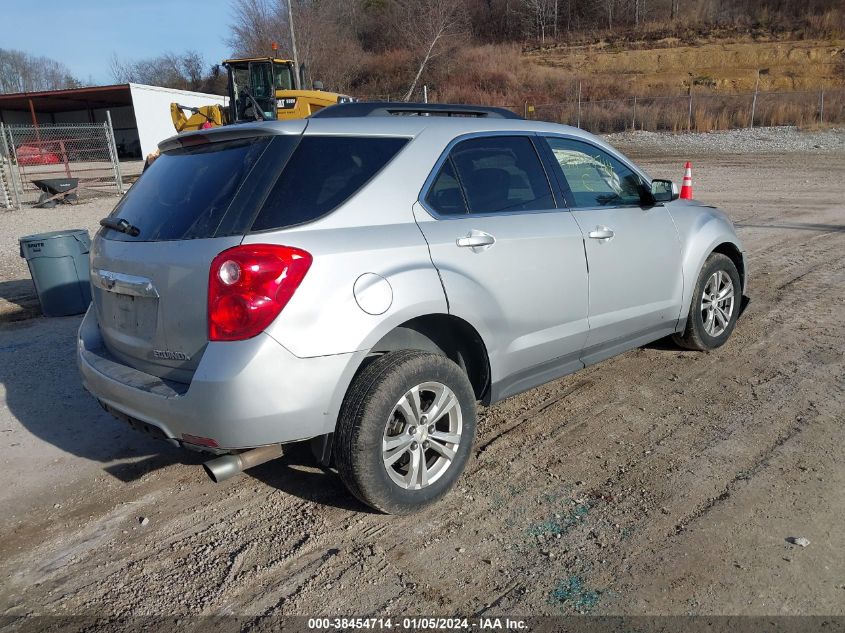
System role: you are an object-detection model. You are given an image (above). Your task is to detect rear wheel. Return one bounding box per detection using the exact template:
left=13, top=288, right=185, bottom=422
left=673, top=252, right=741, bottom=351
left=335, top=350, right=476, bottom=514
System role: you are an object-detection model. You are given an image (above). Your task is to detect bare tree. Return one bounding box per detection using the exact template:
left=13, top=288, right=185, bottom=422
left=293, top=2, right=366, bottom=93
left=395, top=0, right=466, bottom=101
left=109, top=50, right=218, bottom=92
left=0, top=48, right=81, bottom=93
left=597, top=0, right=614, bottom=29
left=229, top=0, right=363, bottom=92
left=228, top=0, right=285, bottom=58
left=524, top=0, right=557, bottom=42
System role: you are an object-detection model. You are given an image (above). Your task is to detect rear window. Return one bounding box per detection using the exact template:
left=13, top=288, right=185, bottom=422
left=250, top=136, right=408, bottom=232
left=103, top=137, right=271, bottom=241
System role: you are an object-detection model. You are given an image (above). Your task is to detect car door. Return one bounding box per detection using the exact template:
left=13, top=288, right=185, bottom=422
left=540, top=136, right=683, bottom=364
left=413, top=134, right=589, bottom=401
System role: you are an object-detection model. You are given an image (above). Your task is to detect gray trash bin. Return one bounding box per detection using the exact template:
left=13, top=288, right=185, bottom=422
left=19, top=229, right=92, bottom=317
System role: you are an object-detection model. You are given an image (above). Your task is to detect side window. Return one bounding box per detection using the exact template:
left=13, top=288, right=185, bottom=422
left=544, top=137, right=644, bottom=208
left=273, top=62, right=294, bottom=90
left=251, top=136, right=408, bottom=231
left=425, top=158, right=467, bottom=215
left=449, top=136, right=555, bottom=214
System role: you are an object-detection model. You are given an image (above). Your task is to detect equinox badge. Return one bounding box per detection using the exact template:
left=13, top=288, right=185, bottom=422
left=153, top=350, right=191, bottom=361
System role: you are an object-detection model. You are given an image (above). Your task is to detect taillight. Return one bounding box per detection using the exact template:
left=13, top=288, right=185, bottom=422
left=208, top=244, right=312, bottom=341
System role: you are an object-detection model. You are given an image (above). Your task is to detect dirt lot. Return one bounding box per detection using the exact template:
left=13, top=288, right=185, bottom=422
left=0, top=143, right=843, bottom=622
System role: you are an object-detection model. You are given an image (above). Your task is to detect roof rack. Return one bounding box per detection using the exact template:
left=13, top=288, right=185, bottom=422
left=311, top=101, right=523, bottom=120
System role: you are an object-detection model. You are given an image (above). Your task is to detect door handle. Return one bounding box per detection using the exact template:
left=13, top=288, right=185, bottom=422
left=588, top=226, right=615, bottom=240
left=91, top=269, right=160, bottom=298
left=456, top=231, right=496, bottom=249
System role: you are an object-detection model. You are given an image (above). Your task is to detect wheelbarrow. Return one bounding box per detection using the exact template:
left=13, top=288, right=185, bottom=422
left=32, top=178, right=79, bottom=208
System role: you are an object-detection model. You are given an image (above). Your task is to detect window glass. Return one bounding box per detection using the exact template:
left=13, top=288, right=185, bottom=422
left=274, top=62, right=294, bottom=90
left=425, top=158, right=466, bottom=214
left=449, top=136, right=554, bottom=214
left=251, top=136, right=408, bottom=231
left=545, top=137, right=644, bottom=208
left=102, top=137, right=271, bottom=242
left=249, top=62, right=273, bottom=99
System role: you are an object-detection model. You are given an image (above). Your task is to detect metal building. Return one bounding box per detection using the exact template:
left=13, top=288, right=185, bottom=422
left=0, top=83, right=227, bottom=159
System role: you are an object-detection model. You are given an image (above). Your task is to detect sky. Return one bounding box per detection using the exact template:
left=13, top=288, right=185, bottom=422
left=2, top=0, right=233, bottom=84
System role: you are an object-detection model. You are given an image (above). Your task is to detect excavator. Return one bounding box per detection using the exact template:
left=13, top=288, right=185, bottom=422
left=169, top=56, right=354, bottom=133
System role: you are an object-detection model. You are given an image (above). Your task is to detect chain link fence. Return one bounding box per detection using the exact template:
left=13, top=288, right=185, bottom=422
left=367, top=86, right=844, bottom=133
left=0, top=117, right=124, bottom=209
left=528, top=88, right=845, bottom=133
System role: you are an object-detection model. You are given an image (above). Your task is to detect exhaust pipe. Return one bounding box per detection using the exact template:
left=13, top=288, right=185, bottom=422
left=203, top=444, right=283, bottom=483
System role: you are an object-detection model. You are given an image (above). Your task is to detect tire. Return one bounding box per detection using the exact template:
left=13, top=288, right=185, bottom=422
left=673, top=252, right=741, bottom=351
left=335, top=350, right=477, bottom=515
left=36, top=192, right=57, bottom=208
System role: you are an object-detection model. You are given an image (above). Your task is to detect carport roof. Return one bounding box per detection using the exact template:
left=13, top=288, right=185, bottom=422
left=0, top=84, right=133, bottom=113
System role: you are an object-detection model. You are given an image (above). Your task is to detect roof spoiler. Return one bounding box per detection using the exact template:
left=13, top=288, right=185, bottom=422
left=311, top=101, right=523, bottom=120
left=158, top=121, right=306, bottom=153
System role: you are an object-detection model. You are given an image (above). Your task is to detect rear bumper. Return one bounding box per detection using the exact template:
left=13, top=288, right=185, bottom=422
left=77, top=306, right=365, bottom=450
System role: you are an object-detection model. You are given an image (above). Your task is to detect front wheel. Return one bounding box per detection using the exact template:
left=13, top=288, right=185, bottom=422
left=335, top=350, right=477, bottom=514
left=673, top=252, right=741, bottom=351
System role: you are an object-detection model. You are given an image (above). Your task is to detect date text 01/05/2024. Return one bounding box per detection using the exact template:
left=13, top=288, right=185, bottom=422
left=306, top=617, right=528, bottom=630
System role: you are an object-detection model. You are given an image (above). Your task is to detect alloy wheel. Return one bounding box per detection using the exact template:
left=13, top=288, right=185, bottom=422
left=382, top=381, right=463, bottom=490
left=700, top=270, right=735, bottom=337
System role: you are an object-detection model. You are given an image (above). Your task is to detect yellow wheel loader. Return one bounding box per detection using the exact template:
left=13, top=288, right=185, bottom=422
left=143, top=56, right=353, bottom=167
left=169, top=56, right=354, bottom=133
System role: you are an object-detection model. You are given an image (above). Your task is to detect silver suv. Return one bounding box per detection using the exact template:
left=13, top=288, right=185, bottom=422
left=78, top=103, right=748, bottom=514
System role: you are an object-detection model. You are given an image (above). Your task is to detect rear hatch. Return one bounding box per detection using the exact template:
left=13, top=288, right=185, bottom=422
left=91, top=126, right=302, bottom=383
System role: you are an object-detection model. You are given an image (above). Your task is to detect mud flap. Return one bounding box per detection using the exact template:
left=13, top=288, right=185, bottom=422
left=310, top=433, right=334, bottom=467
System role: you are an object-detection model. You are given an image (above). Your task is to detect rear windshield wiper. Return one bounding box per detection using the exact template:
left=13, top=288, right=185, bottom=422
left=100, top=217, right=140, bottom=237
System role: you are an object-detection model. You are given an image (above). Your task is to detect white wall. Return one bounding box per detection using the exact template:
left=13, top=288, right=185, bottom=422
left=129, top=83, right=227, bottom=157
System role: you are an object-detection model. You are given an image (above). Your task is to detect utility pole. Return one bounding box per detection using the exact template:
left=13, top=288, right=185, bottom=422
left=287, top=0, right=300, bottom=88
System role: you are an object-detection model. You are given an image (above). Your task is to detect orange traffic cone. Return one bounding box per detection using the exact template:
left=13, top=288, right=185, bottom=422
left=679, top=161, right=693, bottom=199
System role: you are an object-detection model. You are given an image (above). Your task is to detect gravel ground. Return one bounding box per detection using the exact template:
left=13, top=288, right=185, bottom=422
left=0, top=129, right=843, bottom=622
left=606, top=125, right=845, bottom=156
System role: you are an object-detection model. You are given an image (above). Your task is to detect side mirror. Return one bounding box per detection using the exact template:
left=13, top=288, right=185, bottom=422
left=651, top=179, right=679, bottom=203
